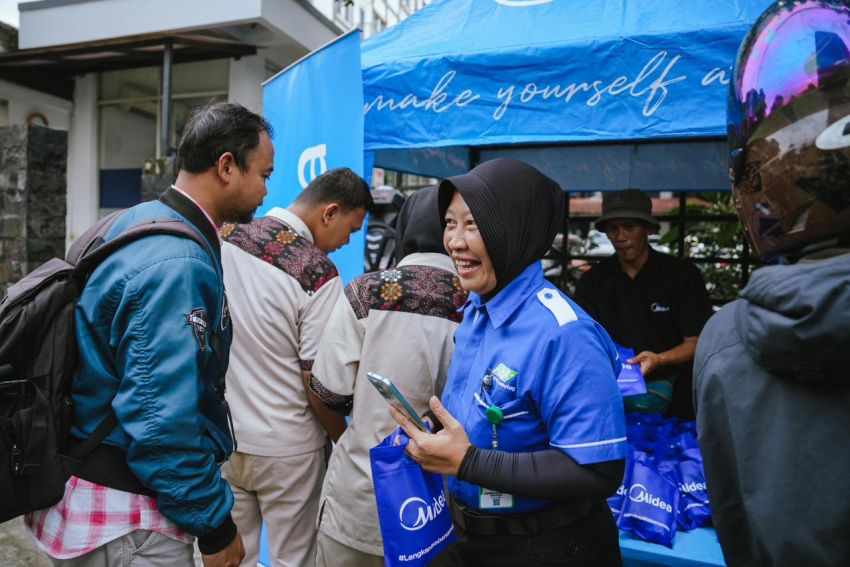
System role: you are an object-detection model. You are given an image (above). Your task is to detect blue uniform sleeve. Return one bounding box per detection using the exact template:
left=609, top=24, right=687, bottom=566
left=110, top=254, right=234, bottom=538
left=535, top=320, right=627, bottom=465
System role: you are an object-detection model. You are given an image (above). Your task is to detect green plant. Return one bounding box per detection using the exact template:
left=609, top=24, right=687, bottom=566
left=660, top=193, right=754, bottom=304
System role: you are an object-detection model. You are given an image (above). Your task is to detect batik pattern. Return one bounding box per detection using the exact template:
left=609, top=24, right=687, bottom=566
left=344, top=265, right=467, bottom=322
left=222, top=217, right=338, bottom=295
left=309, top=375, right=353, bottom=415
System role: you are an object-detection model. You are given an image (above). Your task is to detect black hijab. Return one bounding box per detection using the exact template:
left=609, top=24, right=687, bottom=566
left=437, top=158, right=564, bottom=295
left=395, top=185, right=446, bottom=264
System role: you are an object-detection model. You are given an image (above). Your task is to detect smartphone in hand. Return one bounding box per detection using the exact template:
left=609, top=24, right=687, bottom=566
left=367, top=372, right=430, bottom=432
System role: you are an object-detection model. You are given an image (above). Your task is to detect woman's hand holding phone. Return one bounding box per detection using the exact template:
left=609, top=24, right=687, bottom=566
left=390, top=396, right=472, bottom=476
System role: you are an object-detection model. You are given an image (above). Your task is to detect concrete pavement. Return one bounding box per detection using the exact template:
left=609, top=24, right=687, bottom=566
left=0, top=517, right=51, bottom=567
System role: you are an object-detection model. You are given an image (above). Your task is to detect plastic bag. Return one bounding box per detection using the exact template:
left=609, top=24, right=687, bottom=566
left=615, top=344, right=648, bottom=397
left=617, top=452, right=679, bottom=548
left=370, top=428, right=456, bottom=567
left=676, top=448, right=711, bottom=530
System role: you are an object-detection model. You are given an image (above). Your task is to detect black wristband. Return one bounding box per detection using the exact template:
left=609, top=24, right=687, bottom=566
left=197, top=513, right=237, bottom=555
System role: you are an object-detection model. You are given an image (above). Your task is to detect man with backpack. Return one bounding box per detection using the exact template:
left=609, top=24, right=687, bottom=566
left=24, top=102, right=273, bottom=567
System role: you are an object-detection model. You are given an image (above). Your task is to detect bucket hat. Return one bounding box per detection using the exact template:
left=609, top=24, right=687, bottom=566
left=595, top=189, right=660, bottom=231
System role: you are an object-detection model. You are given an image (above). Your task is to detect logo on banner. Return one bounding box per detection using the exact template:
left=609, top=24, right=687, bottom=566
left=297, top=143, right=328, bottom=188
left=494, top=0, right=553, bottom=6
left=398, top=492, right=448, bottom=531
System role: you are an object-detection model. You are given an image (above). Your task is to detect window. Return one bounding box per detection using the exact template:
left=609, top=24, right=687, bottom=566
left=374, top=12, right=386, bottom=33
left=334, top=1, right=354, bottom=25
left=97, top=59, right=228, bottom=216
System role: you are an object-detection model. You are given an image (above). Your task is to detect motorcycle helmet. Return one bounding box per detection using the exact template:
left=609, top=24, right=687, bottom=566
left=728, top=0, right=850, bottom=259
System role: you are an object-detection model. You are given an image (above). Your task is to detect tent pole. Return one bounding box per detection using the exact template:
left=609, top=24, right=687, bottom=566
left=160, top=40, right=173, bottom=157
left=469, top=147, right=481, bottom=168
left=677, top=191, right=687, bottom=258
left=563, top=192, right=571, bottom=292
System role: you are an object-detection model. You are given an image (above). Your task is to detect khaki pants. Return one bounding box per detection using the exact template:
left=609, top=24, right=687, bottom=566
left=49, top=531, right=193, bottom=567
left=222, top=448, right=326, bottom=567
left=315, top=531, right=383, bottom=567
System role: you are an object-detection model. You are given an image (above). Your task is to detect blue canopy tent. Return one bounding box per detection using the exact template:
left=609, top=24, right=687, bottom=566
left=361, top=0, right=774, bottom=192
left=361, top=0, right=780, bottom=297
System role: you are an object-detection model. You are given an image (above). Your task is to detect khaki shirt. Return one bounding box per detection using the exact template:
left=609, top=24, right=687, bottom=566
left=312, top=252, right=465, bottom=555
left=221, top=208, right=342, bottom=457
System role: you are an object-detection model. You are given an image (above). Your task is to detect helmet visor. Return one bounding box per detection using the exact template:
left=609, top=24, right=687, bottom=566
left=729, top=1, right=850, bottom=181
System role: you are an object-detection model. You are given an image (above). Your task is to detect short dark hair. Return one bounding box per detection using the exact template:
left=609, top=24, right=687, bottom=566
left=295, top=167, right=374, bottom=213
left=176, top=102, right=272, bottom=174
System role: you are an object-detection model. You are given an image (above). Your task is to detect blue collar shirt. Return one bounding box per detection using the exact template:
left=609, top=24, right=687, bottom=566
left=442, top=262, right=627, bottom=514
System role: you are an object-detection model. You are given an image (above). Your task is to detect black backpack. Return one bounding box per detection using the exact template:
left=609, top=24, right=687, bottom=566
left=0, top=211, right=211, bottom=523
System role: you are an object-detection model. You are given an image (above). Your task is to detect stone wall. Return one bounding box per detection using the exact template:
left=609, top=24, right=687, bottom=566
left=0, top=125, right=67, bottom=298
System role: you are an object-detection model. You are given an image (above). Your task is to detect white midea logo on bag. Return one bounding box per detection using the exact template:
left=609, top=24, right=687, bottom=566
left=398, top=492, right=448, bottom=531
left=679, top=481, right=707, bottom=494
left=628, top=483, right=673, bottom=513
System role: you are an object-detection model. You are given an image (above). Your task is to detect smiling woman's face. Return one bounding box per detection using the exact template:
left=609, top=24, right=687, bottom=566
left=443, top=191, right=497, bottom=295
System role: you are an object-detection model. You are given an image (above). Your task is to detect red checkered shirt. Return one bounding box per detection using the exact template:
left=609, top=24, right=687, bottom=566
left=25, top=475, right=193, bottom=560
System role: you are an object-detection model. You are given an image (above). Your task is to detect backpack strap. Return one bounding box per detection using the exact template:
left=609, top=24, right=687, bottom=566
left=74, top=217, right=216, bottom=279
left=65, top=210, right=126, bottom=266
left=66, top=411, right=118, bottom=463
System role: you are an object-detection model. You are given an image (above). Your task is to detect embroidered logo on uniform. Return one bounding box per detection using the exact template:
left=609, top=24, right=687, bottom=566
left=650, top=303, right=671, bottom=313
left=220, top=295, right=231, bottom=331
left=492, top=363, right=518, bottom=382
left=185, top=308, right=208, bottom=351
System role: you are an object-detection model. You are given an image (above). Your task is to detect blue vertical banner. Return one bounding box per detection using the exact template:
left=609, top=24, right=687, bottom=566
left=262, top=29, right=365, bottom=283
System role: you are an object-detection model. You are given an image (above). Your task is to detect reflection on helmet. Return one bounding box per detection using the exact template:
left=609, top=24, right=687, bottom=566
left=728, top=0, right=850, bottom=259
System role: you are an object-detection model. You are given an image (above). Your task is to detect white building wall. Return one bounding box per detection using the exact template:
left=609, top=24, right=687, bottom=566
left=99, top=106, right=157, bottom=169
left=228, top=55, right=267, bottom=114
left=322, top=0, right=429, bottom=39
left=66, top=74, right=99, bottom=248
left=20, top=0, right=338, bottom=54
left=261, top=0, right=338, bottom=50
left=0, top=78, right=71, bottom=130
left=19, top=0, right=263, bottom=49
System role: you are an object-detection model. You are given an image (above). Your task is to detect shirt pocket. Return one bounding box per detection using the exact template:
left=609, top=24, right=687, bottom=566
left=474, top=368, right=520, bottom=407
left=472, top=393, right=539, bottom=452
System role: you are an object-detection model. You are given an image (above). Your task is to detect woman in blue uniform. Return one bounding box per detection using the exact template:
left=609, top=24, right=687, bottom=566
left=390, top=158, right=627, bottom=566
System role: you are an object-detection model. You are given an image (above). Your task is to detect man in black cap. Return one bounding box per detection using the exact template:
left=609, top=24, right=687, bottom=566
left=574, top=189, right=712, bottom=417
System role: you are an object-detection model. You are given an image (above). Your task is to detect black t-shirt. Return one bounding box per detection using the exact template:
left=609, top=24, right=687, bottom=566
left=574, top=250, right=713, bottom=381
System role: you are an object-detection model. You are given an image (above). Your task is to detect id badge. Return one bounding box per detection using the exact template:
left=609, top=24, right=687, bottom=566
left=479, top=487, right=514, bottom=510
